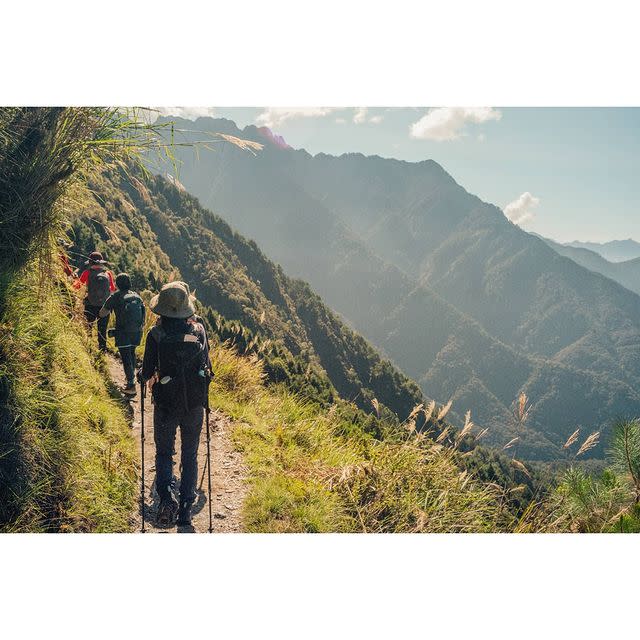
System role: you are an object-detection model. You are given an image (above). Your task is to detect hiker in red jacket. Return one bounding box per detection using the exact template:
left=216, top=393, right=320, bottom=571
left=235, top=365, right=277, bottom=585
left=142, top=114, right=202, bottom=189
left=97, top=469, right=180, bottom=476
left=74, top=251, right=116, bottom=351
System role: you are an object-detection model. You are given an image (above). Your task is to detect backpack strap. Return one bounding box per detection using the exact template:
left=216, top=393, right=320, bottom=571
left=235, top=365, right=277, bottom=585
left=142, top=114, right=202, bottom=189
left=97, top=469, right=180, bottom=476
left=148, top=325, right=164, bottom=378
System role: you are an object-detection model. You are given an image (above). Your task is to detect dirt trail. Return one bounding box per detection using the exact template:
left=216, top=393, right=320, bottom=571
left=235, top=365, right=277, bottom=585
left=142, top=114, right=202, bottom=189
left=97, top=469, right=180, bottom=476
left=107, top=355, right=247, bottom=533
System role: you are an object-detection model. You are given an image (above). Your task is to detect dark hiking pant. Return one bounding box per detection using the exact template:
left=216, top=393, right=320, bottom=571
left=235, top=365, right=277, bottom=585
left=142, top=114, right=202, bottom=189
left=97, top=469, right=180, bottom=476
left=84, top=303, right=108, bottom=351
left=118, top=345, right=137, bottom=386
left=154, top=405, right=204, bottom=504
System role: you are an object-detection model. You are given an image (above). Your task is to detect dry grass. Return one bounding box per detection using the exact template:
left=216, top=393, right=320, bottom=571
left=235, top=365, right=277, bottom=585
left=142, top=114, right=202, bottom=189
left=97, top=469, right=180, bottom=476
left=576, top=431, right=600, bottom=457
left=209, top=349, right=506, bottom=533
left=563, top=428, right=581, bottom=450
left=512, top=392, right=532, bottom=426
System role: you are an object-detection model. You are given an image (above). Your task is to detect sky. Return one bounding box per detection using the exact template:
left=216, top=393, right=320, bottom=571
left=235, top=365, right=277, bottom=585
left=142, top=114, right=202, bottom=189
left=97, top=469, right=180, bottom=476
left=160, top=107, right=640, bottom=243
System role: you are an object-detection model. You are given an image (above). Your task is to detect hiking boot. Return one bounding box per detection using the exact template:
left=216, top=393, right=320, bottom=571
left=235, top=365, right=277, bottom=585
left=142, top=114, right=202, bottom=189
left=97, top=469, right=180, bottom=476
left=156, top=496, right=178, bottom=527
left=123, top=383, right=137, bottom=396
left=177, top=501, right=193, bottom=527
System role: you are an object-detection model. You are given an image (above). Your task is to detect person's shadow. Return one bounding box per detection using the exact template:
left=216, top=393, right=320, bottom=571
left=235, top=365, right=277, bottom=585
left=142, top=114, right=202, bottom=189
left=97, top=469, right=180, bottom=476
left=138, top=461, right=211, bottom=533
left=142, top=480, right=173, bottom=533
left=176, top=488, right=207, bottom=533
left=176, top=523, right=196, bottom=533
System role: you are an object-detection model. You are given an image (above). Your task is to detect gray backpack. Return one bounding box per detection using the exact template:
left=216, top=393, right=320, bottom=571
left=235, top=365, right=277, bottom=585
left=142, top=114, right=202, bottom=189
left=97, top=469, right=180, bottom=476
left=118, top=291, right=145, bottom=333
left=87, top=269, right=111, bottom=306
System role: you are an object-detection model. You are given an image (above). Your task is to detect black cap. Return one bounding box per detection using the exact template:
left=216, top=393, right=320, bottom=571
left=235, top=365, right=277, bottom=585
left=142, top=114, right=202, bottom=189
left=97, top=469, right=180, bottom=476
left=115, top=273, right=131, bottom=291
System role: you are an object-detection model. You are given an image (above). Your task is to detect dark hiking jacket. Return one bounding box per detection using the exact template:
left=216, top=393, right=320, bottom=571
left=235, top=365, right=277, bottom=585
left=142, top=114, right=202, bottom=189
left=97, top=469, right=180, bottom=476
left=101, top=289, right=146, bottom=348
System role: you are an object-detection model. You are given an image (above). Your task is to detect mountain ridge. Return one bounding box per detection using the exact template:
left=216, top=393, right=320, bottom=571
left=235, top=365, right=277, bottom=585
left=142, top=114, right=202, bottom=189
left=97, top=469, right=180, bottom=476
left=538, top=233, right=640, bottom=297
left=566, top=238, right=640, bottom=263
left=147, top=116, right=640, bottom=459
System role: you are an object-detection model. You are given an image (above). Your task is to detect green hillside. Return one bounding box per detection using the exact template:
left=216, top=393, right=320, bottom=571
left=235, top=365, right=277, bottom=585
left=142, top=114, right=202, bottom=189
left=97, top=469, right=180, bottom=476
left=0, top=267, right=136, bottom=531
left=71, top=164, right=557, bottom=510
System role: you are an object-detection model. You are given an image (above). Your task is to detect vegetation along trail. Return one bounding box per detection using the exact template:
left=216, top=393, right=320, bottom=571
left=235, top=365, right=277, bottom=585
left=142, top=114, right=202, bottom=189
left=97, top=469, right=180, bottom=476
left=107, top=355, right=247, bottom=533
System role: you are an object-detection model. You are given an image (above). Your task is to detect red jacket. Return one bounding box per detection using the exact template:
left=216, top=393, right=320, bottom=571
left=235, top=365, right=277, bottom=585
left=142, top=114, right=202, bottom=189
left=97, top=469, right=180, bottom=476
left=59, top=253, right=75, bottom=277
left=74, top=266, right=116, bottom=292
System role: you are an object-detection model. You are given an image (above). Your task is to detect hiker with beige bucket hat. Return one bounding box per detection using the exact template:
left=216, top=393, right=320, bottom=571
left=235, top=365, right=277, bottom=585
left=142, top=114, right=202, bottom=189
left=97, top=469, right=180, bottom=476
left=137, top=281, right=212, bottom=529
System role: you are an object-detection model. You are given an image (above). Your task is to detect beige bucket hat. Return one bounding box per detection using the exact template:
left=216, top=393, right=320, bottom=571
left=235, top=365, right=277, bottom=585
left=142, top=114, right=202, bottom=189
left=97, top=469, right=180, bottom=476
left=176, top=281, right=196, bottom=299
left=149, top=281, right=196, bottom=319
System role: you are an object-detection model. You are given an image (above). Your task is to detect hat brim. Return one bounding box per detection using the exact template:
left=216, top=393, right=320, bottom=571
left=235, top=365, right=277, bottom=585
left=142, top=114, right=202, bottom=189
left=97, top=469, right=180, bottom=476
left=149, top=293, right=196, bottom=319
left=84, top=259, right=108, bottom=266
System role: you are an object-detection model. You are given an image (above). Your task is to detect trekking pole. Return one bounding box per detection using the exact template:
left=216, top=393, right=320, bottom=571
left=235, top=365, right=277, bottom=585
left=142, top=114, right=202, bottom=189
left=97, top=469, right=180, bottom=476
left=205, top=389, right=213, bottom=533
left=140, top=377, right=146, bottom=533
left=198, top=456, right=208, bottom=492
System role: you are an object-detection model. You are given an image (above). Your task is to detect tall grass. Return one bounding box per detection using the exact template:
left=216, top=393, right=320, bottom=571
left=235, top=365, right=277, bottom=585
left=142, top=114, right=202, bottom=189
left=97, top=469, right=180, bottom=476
left=0, top=107, right=174, bottom=531
left=0, top=264, right=136, bottom=531
left=516, top=419, right=640, bottom=533
left=209, top=344, right=505, bottom=533
left=0, top=107, right=179, bottom=277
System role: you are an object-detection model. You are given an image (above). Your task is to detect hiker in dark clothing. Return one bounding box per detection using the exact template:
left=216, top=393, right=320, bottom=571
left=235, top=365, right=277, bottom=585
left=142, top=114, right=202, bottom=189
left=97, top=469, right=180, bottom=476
left=138, top=281, right=211, bottom=527
left=74, top=251, right=115, bottom=351
left=99, top=273, right=145, bottom=396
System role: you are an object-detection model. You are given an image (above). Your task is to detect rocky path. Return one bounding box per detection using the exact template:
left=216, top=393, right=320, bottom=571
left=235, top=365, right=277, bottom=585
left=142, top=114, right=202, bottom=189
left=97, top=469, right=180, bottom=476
left=107, top=355, right=247, bottom=533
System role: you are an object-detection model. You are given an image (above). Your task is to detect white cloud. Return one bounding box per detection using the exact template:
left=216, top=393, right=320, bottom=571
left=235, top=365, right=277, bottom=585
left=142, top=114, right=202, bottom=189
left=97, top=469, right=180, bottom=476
left=255, top=107, right=339, bottom=128
left=156, top=107, right=216, bottom=120
left=504, top=192, right=540, bottom=225
left=353, top=107, right=368, bottom=124
left=410, top=107, right=502, bottom=141
left=256, top=106, right=384, bottom=128
left=353, top=107, right=383, bottom=125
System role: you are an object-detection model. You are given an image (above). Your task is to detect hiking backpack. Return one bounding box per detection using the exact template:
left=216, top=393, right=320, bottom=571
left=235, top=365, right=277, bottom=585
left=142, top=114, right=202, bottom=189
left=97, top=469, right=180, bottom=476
left=152, top=325, right=208, bottom=414
left=118, top=292, right=145, bottom=333
left=87, top=269, right=111, bottom=306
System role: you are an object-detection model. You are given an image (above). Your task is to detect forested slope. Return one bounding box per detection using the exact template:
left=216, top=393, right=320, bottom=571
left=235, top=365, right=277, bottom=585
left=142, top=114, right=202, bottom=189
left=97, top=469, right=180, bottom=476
left=73, top=167, right=426, bottom=425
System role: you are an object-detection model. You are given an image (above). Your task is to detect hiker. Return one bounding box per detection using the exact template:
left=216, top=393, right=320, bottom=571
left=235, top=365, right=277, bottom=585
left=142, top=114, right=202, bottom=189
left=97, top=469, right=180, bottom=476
left=74, top=251, right=115, bottom=351
left=138, top=281, right=211, bottom=527
left=99, top=273, right=145, bottom=396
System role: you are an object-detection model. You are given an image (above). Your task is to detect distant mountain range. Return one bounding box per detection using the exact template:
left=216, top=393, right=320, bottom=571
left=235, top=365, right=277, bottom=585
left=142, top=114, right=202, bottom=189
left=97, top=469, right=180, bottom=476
left=537, top=235, right=640, bottom=297
left=145, top=116, right=640, bottom=459
left=566, top=239, right=640, bottom=263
